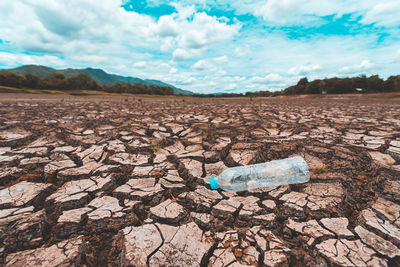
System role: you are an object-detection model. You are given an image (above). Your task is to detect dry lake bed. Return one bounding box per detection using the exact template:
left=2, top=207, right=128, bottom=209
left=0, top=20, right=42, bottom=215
left=1, top=93, right=400, bottom=266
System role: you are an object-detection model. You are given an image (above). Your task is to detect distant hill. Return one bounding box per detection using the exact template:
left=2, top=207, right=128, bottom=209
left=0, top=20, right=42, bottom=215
left=4, top=65, right=193, bottom=95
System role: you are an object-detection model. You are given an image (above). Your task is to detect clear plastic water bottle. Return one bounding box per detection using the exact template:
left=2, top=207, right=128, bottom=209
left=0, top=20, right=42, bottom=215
left=209, top=156, right=309, bottom=192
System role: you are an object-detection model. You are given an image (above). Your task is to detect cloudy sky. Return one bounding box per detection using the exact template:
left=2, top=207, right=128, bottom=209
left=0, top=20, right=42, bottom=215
left=1, top=0, right=400, bottom=94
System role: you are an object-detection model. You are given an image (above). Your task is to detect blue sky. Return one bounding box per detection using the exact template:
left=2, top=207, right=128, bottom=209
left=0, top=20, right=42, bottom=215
left=1, top=1, right=400, bottom=93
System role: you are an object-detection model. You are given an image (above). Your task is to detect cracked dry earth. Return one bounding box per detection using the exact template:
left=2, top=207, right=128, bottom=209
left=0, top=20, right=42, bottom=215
left=0, top=94, right=400, bottom=267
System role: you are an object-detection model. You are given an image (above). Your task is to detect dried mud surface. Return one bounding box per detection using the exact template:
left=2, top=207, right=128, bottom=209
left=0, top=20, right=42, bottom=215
left=1, top=93, right=400, bottom=266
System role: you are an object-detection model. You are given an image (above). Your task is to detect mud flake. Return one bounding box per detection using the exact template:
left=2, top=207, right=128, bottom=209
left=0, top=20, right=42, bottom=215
left=360, top=208, right=400, bottom=245
left=2, top=209, right=46, bottom=251
left=121, top=224, right=162, bottom=267
left=371, top=197, right=400, bottom=224
left=149, top=222, right=213, bottom=266
left=5, top=236, right=86, bottom=267
left=0, top=181, right=52, bottom=208
left=369, top=151, right=396, bottom=166
left=287, top=218, right=334, bottom=241
left=114, top=178, right=163, bottom=198
left=264, top=250, right=289, bottom=267
left=262, top=199, right=276, bottom=210
left=320, top=218, right=354, bottom=237
left=279, top=191, right=308, bottom=211
left=204, top=161, right=227, bottom=183
left=109, top=152, right=149, bottom=165
left=57, top=161, right=103, bottom=179
left=44, top=154, right=76, bottom=176
left=316, top=239, right=385, bottom=267
left=58, top=207, right=93, bottom=224
left=228, top=150, right=257, bottom=165
left=213, top=198, right=241, bottom=214
left=150, top=199, right=185, bottom=222
left=383, top=180, right=400, bottom=201
left=181, top=158, right=203, bottom=178
left=179, top=186, right=222, bottom=209
left=355, top=226, right=400, bottom=258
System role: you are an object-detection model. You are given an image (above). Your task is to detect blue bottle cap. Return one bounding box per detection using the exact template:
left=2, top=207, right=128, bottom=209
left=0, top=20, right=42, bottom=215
left=210, top=176, right=219, bottom=190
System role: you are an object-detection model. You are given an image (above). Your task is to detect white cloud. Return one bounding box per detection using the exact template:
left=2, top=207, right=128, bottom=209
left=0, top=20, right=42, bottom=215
left=180, top=12, right=240, bottom=49
left=252, top=0, right=400, bottom=27
left=249, top=73, right=285, bottom=84
left=254, top=0, right=336, bottom=25
left=359, top=59, right=373, bottom=69
left=339, top=60, right=374, bottom=74
left=0, top=51, right=65, bottom=68
left=213, top=55, right=228, bottom=63
left=192, top=59, right=212, bottom=70
left=288, top=64, right=322, bottom=76
left=169, top=67, right=178, bottom=74
left=360, top=2, right=400, bottom=27
left=172, top=48, right=191, bottom=61
left=133, top=61, right=147, bottom=68
left=149, top=15, right=178, bottom=37
left=0, top=0, right=156, bottom=71
left=147, top=9, right=240, bottom=52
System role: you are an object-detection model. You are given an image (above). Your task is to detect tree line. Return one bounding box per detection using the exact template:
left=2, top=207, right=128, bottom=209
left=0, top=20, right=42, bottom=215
left=282, top=75, right=400, bottom=95
left=191, top=74, right=400, bottom=98
left=249, top=74, right=400, bottom=97
left=0, top=71, right=175, bottom=95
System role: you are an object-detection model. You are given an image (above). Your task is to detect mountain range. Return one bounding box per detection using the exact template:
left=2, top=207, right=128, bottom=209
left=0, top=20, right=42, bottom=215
left=3, top=65, right=193, bottom=95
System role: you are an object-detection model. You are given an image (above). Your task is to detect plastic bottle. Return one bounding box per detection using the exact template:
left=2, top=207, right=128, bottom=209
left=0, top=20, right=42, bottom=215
left=209, top=156, right=309, bottom=192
